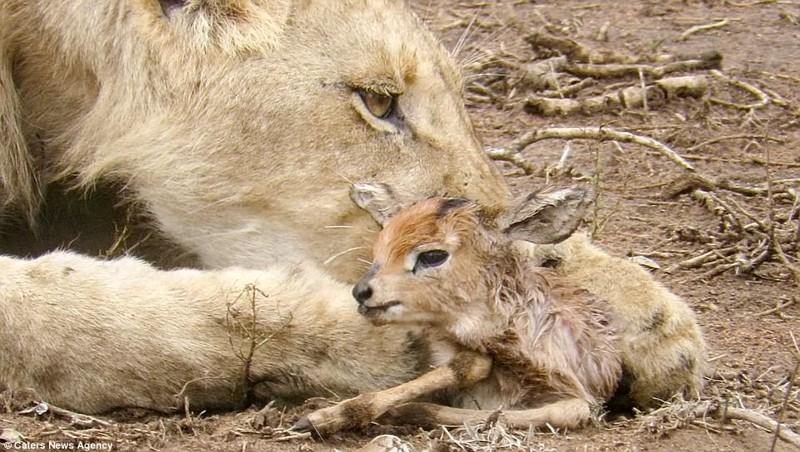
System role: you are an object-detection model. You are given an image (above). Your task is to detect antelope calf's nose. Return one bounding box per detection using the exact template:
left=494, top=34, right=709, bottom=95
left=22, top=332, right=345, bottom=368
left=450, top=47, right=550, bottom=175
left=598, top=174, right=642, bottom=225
left=352, top=282, right=373, bottom=304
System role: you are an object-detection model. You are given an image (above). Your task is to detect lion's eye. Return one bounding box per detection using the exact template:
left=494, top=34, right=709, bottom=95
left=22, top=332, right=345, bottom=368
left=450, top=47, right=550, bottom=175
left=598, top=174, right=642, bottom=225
left=358, top=90, right=395, bottom=119
left=415, top=250, right=449, bottom=271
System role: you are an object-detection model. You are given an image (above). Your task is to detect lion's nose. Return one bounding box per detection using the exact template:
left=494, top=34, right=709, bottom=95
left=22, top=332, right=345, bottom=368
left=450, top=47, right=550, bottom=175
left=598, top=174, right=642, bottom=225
left=352, top=282, right=373, bottom=304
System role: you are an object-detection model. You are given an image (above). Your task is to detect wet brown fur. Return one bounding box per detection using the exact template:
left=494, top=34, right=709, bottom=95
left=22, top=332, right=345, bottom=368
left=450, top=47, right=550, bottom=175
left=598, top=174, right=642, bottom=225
left=520, top=234, right=707, bottom=407
left=300, top=195, right=623, bottom=433
left=374, top=198, right=480, bottom=268
left=369, top=199, right=622, bottom=410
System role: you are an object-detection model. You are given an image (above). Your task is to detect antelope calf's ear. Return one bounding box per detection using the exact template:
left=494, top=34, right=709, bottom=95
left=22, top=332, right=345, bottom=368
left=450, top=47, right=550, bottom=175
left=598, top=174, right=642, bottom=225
left=500, top=186, right=591, bottom=244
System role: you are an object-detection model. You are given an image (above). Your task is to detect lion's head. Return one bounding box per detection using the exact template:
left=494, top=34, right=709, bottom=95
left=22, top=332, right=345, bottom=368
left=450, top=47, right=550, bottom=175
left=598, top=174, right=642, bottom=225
left=1, top=0, right=509, bottom=281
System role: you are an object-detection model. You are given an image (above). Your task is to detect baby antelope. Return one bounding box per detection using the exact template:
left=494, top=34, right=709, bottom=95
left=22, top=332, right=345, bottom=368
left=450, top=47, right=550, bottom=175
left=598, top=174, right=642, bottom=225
left=296, top=185, right=624, bottom=433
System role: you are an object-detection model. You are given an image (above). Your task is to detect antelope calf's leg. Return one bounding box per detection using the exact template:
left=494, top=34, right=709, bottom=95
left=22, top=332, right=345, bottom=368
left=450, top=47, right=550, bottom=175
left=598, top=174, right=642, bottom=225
left=293, top=350, right=492, bottom=435
left=381, top=397, right=592, bottom=430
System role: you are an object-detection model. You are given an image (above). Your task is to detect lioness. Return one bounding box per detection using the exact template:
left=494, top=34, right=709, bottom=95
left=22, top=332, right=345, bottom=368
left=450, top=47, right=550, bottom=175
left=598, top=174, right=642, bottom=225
left=0, top=0, right=508, bottom=280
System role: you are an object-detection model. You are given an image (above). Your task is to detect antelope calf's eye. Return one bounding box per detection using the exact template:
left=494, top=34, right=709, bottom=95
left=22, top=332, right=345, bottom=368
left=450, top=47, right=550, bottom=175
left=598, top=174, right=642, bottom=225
left=415, top=250, right=449, bottom=271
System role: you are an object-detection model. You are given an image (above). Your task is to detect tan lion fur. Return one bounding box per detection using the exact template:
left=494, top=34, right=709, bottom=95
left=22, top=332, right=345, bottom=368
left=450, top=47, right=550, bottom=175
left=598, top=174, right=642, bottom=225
left=0, top=252, right=427, bottom=414
left=519, top=234, right=707, bottom=408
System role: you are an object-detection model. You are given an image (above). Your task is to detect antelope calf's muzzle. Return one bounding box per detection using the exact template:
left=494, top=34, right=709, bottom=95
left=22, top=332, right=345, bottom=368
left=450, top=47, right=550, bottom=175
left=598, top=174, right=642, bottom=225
left=352, top=281, right=373, bottom=304
left=353, top=264, right=380, bottom=315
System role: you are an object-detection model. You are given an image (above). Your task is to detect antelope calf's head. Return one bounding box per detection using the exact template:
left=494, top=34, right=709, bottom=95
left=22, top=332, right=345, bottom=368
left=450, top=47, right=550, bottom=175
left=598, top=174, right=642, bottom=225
left=349, top=183, right=591, bottom=325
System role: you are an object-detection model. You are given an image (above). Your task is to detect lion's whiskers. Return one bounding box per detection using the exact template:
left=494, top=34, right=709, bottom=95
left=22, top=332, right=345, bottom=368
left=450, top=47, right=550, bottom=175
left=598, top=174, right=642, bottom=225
left=323, top=246, right=367, bottom=266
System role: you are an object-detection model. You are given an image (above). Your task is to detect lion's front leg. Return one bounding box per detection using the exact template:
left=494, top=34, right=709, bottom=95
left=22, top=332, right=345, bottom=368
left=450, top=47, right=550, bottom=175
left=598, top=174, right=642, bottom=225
left=0, top=252, right=244, bottom=413
left=293, top=350, right=492, bottom=435
left=0, top=251, right=433, bottom=414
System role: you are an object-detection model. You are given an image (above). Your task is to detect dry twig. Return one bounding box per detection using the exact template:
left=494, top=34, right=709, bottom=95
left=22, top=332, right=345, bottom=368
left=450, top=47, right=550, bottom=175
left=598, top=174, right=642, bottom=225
left=492, top=126, right=696, bottom=171
left=19, top=401, right=113, bottom=429
left=562, top=52, right=721, bottom=79
left=711, top=405, right=800, bottom=448
left=679, top=19, right=732, bottom=41
left=539, top=77, right=596, bottom=98
left=709, top=70, right=771, bottom=110
left=756, top=297, right=797, bottom=316
left=225, top=285, right=293, bottom=405
left=638, top=399, right=800, bottom=448
left=526, top=76, right=708, bottom=116
left=668, top=144, right=799, bottom=281
left=526, top=31, right=641, bottom=64
left=485, top=147, right=536, bottom=174
left=686, top=134, right=784, bottom=152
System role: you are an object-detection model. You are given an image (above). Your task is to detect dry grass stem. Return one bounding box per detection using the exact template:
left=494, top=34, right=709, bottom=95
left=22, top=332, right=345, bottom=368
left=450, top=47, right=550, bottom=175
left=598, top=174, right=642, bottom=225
left=679, top=19, right=732, bottom=41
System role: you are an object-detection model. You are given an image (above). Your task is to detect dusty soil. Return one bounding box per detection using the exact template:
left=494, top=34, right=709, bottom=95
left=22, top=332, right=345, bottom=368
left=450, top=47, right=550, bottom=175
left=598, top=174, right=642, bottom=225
left=2, top=0, right=799, bottom=450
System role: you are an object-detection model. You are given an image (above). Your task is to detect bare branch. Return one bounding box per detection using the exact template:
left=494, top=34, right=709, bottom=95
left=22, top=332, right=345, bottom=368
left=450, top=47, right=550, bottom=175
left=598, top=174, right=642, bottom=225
left=526, top=76, right=707, bottom=116
left=494, top=126, right=697, bottom=172
left=562, top=52, right=721, bottom=79
left=526, top=31, right=642, bottom=64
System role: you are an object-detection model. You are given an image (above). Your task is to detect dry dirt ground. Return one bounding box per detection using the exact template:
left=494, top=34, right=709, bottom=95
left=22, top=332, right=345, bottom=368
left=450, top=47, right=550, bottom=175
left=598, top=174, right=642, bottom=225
left=2, top=0, right=800, bottom=450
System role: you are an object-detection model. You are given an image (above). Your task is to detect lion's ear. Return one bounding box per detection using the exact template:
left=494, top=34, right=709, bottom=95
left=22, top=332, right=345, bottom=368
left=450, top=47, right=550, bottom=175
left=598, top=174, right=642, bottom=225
left=141, top=0, right=291, bottom=53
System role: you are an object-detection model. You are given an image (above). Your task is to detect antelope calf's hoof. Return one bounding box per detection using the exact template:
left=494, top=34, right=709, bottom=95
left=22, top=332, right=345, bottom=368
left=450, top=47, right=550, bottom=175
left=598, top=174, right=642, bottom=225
left=293, top=396, right=377, bottom=435
left=291, top=416, right=313, bottom=433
